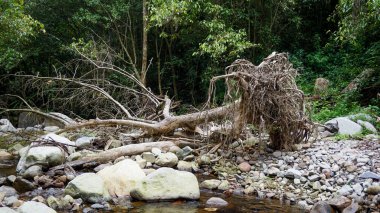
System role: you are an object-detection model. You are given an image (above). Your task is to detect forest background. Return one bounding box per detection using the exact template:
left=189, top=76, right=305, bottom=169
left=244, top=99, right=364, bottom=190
left=0, top=0, right=379, bottom=124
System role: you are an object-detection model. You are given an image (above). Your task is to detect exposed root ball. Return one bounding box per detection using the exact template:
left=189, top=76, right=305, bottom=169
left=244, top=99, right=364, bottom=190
left=211, top=52, right=311, bottom=150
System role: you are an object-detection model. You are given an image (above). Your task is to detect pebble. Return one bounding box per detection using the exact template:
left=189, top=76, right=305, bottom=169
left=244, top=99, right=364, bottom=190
left=238, top=162, right=251, bottom=172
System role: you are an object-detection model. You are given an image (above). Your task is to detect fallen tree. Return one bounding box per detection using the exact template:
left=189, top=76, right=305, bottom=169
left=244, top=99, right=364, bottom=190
left=2, top=52, right=311, bottom=151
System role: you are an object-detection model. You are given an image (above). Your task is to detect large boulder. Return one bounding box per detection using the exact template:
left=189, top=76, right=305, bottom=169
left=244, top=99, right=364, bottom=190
left=0, top=119, right=16, bottom=132
left=17, top=146, right=65, bottom=172
left=325, top=117, right=362, bottom=136
left=18, top=201, right=56, bottom=213
left=97, top=159, right=146, bottom=197
left=64, top=173, right=109, bottom=203
left=130, top=167, right=200, bottom=201
left=357, top=120, right=377, bottom=133
left=0, top=207, right=17, bottom=213
left=18, top=112, right=44, bottom=128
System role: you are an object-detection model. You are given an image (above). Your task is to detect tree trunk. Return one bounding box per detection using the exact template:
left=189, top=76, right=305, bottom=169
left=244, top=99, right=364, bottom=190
left=141, top=0, right=148, bottom=86
left=49, top=141, right=176, bottom=172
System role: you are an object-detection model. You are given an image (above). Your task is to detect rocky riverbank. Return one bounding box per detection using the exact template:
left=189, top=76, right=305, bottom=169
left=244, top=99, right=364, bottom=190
left=0, top=117, right=379, bottom=212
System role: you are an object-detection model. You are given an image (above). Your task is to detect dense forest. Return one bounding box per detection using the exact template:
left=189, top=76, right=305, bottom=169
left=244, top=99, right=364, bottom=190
left=0, top=0, right=379, bottom=121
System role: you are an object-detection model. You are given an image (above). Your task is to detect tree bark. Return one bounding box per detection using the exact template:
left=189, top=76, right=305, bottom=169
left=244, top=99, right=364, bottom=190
left=141, top=0, right=148, bottom=86
left=49, top=141, right=176, bottom=172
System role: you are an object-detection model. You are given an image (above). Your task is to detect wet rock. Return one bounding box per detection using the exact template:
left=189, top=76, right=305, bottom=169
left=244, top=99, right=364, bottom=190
left=310, top=201, right=335, bottom=213
left=13, top=177, right=36, bottom=193
left=65, top=173, right=110, bottom=203
left=155, top=152, right=178, bottom=167
left=0, top=207, right=17, bottom=213
left=206, top=197, right=228, bottom=207
left=200, top=179, right=221, bottom=190
left=177, top=161, right=193, bottom=172
left=238, top=162, right=251, bottom=172
left=142, top=152, right=155, bottom=163
left=130, top=167, right=200, bottom=201
left=367, top=185, right=380, bottom=195
left=217, top=180, right=230, bottom=191
left=97, top=159, right=145, bottom=197
left=18, top=201, right=56, bottom=213
left=22, top=165, right=43, bottom=179
left=75, top=136, right=95, bottom=148
left=0, top=119, right=17, bottom=132
left=342, top=201, right=359, bottom=213
left=325, top=117, right=362, bottom=136
left=328, top=196, right=351, bottom=211
left=359, top=171, right=380, bottom=180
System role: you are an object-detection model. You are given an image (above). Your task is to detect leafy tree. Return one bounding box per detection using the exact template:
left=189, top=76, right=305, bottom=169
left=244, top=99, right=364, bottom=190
left=0, top=0, right=44, bottom=70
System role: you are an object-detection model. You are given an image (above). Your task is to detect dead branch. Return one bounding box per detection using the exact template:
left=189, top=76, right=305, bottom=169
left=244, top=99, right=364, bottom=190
left=48, top=141, right=176, bottom=172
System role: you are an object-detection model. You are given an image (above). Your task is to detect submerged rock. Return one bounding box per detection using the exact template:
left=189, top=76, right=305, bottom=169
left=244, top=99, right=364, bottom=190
left=18, top=201, right=56, bottom=213
left=206, top=197, right=228, bottom=207
left=97, top=159, right=145, bottom=197
left=130, top=167, right=200, bottom=201
left=65, top=173, right=109, bottom=203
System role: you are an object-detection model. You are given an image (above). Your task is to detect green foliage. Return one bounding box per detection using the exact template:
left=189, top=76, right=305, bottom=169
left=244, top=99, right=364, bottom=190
left=0, top=0, right=44, bottom=70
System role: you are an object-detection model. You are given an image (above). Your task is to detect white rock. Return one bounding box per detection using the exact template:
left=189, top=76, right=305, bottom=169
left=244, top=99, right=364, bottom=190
left=97, top=159, right=146, bottom=197
left=337, top=185, right=353, bottom=196
left=155, top=152, right=178, bottom=167
left=357, top=120, right=377, bottom=133
left=18, top=201, right=56, bottom=213
left=0, top=119, right=17, bottom=132
left=151, top=148, right=161, bottom=156
left=75, top=137, right=95, bottom=148
left=0, top=207, right=17, bottom=213
left=206, top=197, right=228, bottom=207
left=17, top=146, right=65, bottom=172
left=43, top=126, right=60, bottom=132
left=65, top=173, right=109, bottom=203
left=130, top=167, right=200, bottom=201
left=325, top=117, right=362, bottom=136
left=200, top=179, right=221, bottom=190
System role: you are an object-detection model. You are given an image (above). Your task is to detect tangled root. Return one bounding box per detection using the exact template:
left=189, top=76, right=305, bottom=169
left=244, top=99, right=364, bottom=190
left=211, top=52, right=311, bottom=150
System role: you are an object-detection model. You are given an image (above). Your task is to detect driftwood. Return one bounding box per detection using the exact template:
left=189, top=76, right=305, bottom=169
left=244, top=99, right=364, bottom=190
left=49, top=141, right=176, bottom=172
